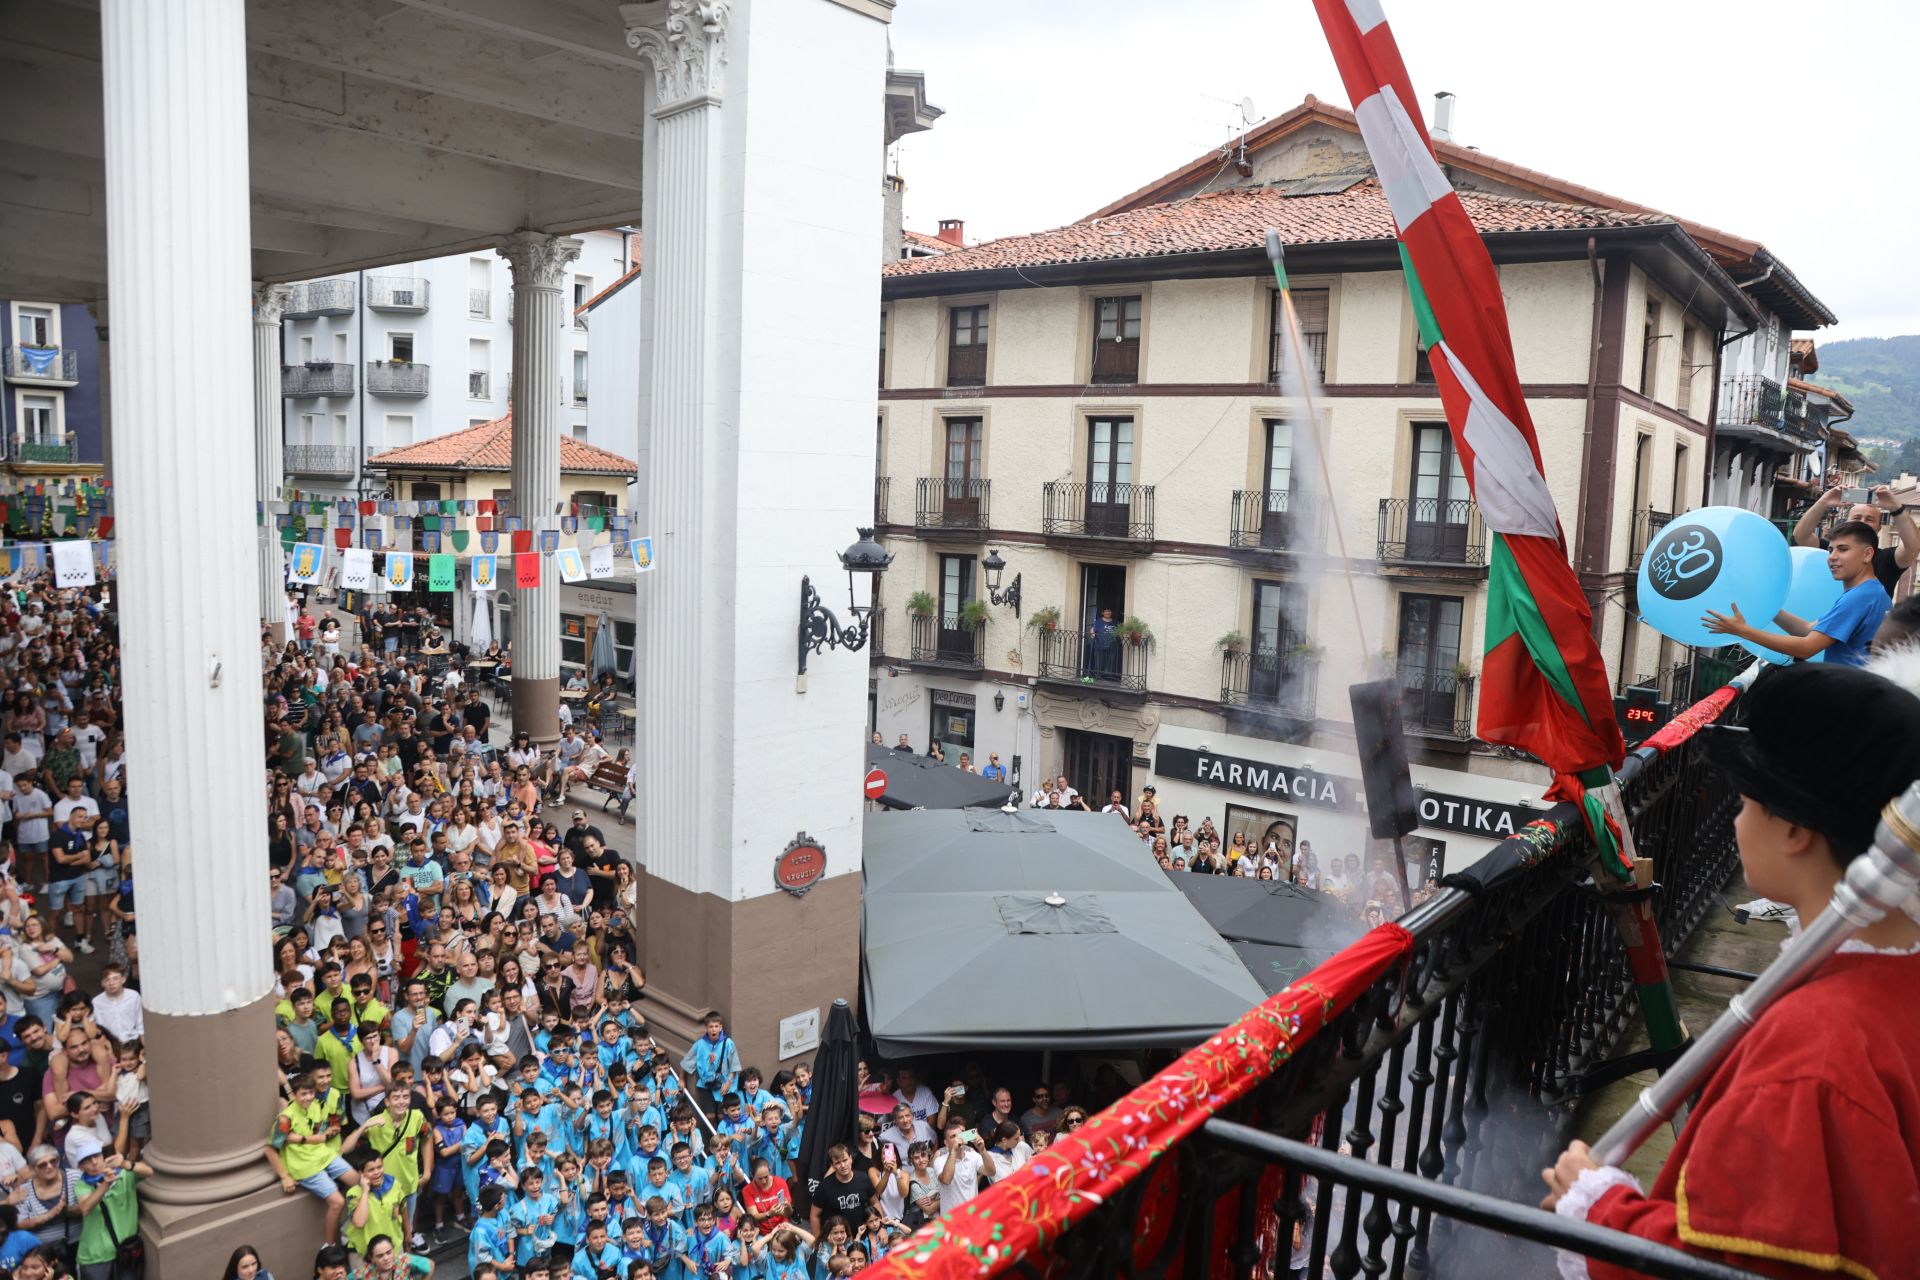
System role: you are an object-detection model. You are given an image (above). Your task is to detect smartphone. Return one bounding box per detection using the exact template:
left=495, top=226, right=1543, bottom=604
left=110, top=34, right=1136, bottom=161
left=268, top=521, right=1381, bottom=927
left=1842, top=487, right=1871, bottom=504
left=883, top=1143, right=898, bottom=1168
left=959, top=1128, right=979, bottom=1144
left=950, top=1085, right=966, bottom=1099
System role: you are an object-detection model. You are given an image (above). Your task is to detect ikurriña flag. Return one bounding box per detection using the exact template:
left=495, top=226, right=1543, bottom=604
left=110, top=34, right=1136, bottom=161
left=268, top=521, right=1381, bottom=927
left=1312, top=0, right=1624, bottom=781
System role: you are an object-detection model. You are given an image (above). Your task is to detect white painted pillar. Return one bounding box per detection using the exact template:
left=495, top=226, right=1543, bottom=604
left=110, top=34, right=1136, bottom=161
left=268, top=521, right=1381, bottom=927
left=253, top=283, right=292, bottom=639
left=100, top=0, right=285, bottom=1259
left=501, top=231, right=582, bottom=747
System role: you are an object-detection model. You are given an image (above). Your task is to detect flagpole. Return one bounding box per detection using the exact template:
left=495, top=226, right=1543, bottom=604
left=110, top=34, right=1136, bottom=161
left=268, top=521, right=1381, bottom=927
left=1588, top=771, right=1689, bottom=1056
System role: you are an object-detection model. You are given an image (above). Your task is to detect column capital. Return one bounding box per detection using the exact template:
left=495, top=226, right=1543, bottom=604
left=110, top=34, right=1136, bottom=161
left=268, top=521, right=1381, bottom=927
left=499, top=231, right=585, bottom=291
left=251, top=282, right=294, bottom=326
left=623, top=0, right=730, bottom=109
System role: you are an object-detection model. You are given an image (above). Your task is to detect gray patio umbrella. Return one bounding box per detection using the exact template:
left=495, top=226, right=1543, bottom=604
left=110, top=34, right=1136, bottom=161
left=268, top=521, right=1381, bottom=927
left=864, top=744, right=1015, bottom=812
left=591, top=610, right=617, bottom=676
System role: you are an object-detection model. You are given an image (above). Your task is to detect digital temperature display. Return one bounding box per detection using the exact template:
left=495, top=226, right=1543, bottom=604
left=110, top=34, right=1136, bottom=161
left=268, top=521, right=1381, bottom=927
left=1614, top=689, right=1670, bottom=744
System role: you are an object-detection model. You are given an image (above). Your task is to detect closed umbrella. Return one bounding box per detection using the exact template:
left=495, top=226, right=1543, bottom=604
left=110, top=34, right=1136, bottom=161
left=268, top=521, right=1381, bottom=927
left=591, top=610, right=617, bottom=677
left=470, top=593, right=493, bottom=651
left=794, top=998, right=858, bottom=1206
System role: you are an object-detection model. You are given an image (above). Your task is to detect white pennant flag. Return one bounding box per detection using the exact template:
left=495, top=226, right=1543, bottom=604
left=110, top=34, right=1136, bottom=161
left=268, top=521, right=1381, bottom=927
left=51, top=540, right=95, bottom=588
left=340, top=548, right=374, bottom=592
left=287, top=542, right=326, bottom=586
left=589, top=544, right=615, bottom=579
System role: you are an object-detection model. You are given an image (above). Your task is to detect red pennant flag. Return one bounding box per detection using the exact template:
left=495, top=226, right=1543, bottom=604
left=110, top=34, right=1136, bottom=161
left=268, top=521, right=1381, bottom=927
left=477, top=515, right=493, bottom=533
left=514, top=552, right=541, bottom=588
left=359, top=500, right=376, bottom=517
left=511, top=530, right=532, bottom=554
left=334, top=528, right=352, bottom=549
left=479, top=500, right=497, bottom=516
left=95, top=517, right=114, bottom=539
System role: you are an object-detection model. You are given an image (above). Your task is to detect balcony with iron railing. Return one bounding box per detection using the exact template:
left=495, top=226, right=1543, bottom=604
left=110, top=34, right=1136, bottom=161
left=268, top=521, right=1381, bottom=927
left=285, top=279, right=357, bottom=318
left=1229, top=488, right=1325, bottom=556
left=7, top=437, right=76, bottom=465
left=907, top=613, right=984, bottom=670
left=468, top=288, right=492, bottom=320
left=867, top=608, right=886, bottom=666
left=1220, top=639, right=1319, bottom=722
left=365, top=277, right=429, bottom=312
left=913, top=476, right=990, bottom=537
left=1717, top=373, right=1816, bottom=443
left=1628, top=506, right=1674, bottom=570
left=3, top=346, right=79, bottom=385
left=1377, top=497, right=1486, bottom=569
left=1042, top=480, right=1155, bottom=547
left=873, top=476, right=890, bottom=527
left=282, top=363, right=356, bottom=397
left=1398, top=666, right=1476, bottom=740
left=869, top=677, right=1754, bottom=1280
left=1036, top=624, right=1150, bottom=695
left=366, top=361, right=430, bottom=397
left=283, top=444, right=360, bottom=477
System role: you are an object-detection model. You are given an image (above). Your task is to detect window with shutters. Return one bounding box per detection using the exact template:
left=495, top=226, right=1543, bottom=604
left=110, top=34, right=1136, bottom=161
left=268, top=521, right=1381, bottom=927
left=947, top=305, right=988, bottom=387
left=1269, top=288, right=1328, bottom=382
left=1090, top=295, right=1142, bottom=383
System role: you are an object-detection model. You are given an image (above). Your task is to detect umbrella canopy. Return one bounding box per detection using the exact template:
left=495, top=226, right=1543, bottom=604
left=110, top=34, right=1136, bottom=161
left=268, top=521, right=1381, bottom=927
left=470, top=593, right=493, bottom=652
left=590, top=610, right=617, bottom=677
left=1165, top=875, right=1363, bottom=997
left=865, top=744, right=1015, bottom=811
left=793, top=998, right=858, bottom=1199
left=862, top=810, right=1267, bottom=1055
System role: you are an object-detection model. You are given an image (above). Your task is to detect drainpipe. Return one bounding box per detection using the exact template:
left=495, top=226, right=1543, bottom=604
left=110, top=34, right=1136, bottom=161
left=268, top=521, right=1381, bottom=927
left=357, top=269, right=367, bottom=499
left=1574, top=237, right=1602, bottom=576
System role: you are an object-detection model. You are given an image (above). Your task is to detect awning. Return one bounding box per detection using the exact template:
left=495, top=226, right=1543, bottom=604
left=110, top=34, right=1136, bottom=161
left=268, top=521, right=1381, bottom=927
left=865, top=744, right=1017, bottom=811
left=862, top=810, right=1267, bottom=1055
left=1167, top=875, right=1364, bottom=998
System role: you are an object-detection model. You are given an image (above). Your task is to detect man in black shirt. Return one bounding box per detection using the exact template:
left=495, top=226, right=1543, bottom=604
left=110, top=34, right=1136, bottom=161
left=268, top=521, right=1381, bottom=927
left=562, top=812, right=605, bottom=863
left=807, top=1144, right=870, bottom=1233
left=0, top=1052, right=41, bottom=1148
left=426, top=701, right=456, bottom=755
left=393, top=721, right=424, bottom=775
left=1792, top=483, right=1918, bottom=594
left=463, top=691, right=491, bottom=744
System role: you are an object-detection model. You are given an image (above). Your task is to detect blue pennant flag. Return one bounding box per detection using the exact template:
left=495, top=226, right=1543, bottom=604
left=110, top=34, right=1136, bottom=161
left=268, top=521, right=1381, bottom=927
left=539, top=529, right=560, bottom=554
left=480, top=530, right=498, bottom=553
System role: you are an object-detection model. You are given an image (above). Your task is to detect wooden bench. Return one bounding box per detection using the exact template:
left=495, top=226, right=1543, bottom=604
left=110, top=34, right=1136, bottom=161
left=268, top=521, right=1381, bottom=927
left=590, top=760, right=633, bottom=821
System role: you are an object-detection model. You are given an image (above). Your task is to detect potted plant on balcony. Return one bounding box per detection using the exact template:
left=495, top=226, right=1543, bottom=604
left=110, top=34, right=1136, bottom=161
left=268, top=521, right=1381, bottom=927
left=906, top=590, right=936, bottom=619
left=1027, top=605, right=1062, bottom=634
left=959, top=600, right=991, bottom=631
left=1449, top=660, right=1473, bottom=682
left=1290, top=637, right=1325, bottom=660
left=1214, top=630, right=1247, bottom=655
left=1117, top=616, right=1156, bottom=649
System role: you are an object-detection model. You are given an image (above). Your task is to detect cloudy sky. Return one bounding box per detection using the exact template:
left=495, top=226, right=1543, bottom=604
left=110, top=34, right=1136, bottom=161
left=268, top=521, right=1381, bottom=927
left=888, top=0, right=1915, bottom=343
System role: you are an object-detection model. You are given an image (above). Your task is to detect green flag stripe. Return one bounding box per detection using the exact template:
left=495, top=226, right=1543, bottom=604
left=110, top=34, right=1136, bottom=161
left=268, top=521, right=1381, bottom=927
left=1486, top=533, right=1592, bottom=726
left=1398, top=243, right=1443, bottom=349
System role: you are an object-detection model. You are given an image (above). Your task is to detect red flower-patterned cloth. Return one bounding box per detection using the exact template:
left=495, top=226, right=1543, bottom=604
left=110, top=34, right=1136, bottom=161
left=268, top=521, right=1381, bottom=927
left=865, top=924, right=1416, bottom=1280
left=1641, top=685, right=1737, bottom=756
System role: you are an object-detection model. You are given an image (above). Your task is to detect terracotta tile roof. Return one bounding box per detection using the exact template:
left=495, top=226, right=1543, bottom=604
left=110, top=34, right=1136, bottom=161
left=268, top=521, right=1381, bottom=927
left=902, top=229, right=955, bottom=254
left=367, top=414, right=637, bottom=475
left=579, top=263, right=642, bottom=314
left=1790, top=337, right=1818, bottom=374
left=882, top=180, right=1668, bottom=279
left=1788, top=376, right=1854, bottom=414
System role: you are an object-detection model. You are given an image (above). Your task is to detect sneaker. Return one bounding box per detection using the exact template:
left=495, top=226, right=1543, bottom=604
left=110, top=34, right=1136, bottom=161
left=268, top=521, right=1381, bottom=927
left=61, top=913, right=74, bottom=930
left=409, top=1233, right=427, bottom=1251
left=75, top=938, right=94, bottom=955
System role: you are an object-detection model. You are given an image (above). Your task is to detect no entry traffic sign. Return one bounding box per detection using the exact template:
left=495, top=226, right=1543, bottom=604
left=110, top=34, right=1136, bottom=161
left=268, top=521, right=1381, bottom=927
left=864, top=766, right=888, bottom=801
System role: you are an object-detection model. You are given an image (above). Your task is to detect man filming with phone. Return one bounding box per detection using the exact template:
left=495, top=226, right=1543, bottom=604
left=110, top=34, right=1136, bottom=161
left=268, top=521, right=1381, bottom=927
left=932, top=1118, right=994, bottom=1212
left=1792, top=483, right=1918, bottom=594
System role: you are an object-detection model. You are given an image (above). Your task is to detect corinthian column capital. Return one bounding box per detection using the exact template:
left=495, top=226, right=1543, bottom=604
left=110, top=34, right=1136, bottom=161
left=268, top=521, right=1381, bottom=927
left=251, top=282, right=294, bottom=326
left=499, top=232, right=585, bottom=292
left=623, top=0, right=730, bottom=109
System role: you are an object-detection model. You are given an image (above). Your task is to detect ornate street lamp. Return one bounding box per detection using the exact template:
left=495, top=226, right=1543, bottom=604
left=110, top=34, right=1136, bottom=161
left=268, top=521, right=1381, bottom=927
left=798, top=527, right=893, bottom=676
left=982, top=548, right=1022, bottom=619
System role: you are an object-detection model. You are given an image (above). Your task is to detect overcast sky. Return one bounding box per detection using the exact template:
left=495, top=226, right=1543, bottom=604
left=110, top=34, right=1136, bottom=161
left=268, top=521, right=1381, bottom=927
left=888, top=0, right=1915, bottom=343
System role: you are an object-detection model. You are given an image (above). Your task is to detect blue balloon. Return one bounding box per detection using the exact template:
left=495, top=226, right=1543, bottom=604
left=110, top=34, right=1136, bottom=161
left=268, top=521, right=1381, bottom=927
left=1743, top=545, right=1842, bottom=666
left=1636, top=506, right=1791, bottom=649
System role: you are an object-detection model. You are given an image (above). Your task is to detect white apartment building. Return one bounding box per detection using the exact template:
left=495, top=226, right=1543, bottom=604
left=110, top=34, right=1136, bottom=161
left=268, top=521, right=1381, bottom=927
left=279, top=228, right=635, bottom=500
left=868, top=96, right=1834, bottom=876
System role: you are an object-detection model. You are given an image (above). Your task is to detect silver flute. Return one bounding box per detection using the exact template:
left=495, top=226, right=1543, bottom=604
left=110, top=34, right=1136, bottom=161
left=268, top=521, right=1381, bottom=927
left=1589, top=780, right=1920, bottom=1169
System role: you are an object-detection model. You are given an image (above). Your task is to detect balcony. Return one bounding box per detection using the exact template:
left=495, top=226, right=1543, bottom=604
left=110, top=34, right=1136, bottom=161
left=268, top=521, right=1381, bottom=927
left=468, top=288, right=492, bottom=320
left=284, top=444, right=360, bottom=478
left=868, top=608, right=886, bottom=665
left=908, top=613, right=983, bottom=670
left=572, top=379, right=588, bottom=407
left=1036, top=625, right=1149, bottom=696
left=1717, top=373, right=1815, bottom=448
left=366, top=277, right=429, bottom=312
left=285, top=280, right=357, bottom=318
left=282, top=362, right=355, bottom=397
left=469, top=370, right=491, bottom=399
left=1398, top=666, right=1475, bottom=740
left=1376, top=497, right=1485, bottom=570
left=1042, top=480, right=1155, bottom=549
left=873, top=476, right=890, bottom=526
left=913, top=477, right=990, bottom=537
left=366, top=361, right=429, bottom=397
left=1227, top=488, right=1324, bottom=557
left=1628, top=506, right=1673, bottom=570
left=4, top=346, right=79, bottom=386
left=7, top=438, right=75, bottom=465
left=1220, top=641, right=1318, bottom=723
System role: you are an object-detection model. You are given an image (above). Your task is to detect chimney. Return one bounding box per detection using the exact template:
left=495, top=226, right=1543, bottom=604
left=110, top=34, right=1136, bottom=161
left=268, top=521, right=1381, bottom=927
left=937, top=219, right=965, bottom=247
left=1431, top=91, right=1456, bottom=144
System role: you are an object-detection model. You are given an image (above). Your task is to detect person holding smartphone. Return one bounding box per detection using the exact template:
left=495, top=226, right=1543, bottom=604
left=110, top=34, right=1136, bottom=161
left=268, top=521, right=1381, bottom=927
left=1792, top=483, right=1919, bottom=594
left=931, top=1119, right=993, bottom=1212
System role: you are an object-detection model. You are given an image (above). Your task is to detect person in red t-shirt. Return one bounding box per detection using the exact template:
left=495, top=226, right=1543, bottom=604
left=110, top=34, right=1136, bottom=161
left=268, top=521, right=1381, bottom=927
left=296, top=608, right=318, bottom=651
left=739, top=1156, right=793, bottom=1233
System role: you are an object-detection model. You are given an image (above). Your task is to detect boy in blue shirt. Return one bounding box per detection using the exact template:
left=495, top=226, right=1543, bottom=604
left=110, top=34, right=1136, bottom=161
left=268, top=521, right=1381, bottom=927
left=639, top=1156, right=686, bottom=1224
left=736, top=1068, right=778, bottom=1120
left=580, top=1090, right=628, bottom=1161
left=633, top=1197, right=691, bottom=1280
left=626, top=1084, right=667, bottom=1141
left=463, top=1097, right=512, bottom=1209
left=570, top=1219, right=624, bottom=1280
left=468, top=1185, right=516, bottom=1276
left=664, top=1143, right=712, bottom=1230
left=1705, top=520, right=1893, bottom=667
left=509, top=1162, right=561, bottom=1264
left=684, top=1202, right=728, bottom=1278
left=679, top=1012, right=739, bottom=1113
left=715, top=1095, right=757, bottom=1148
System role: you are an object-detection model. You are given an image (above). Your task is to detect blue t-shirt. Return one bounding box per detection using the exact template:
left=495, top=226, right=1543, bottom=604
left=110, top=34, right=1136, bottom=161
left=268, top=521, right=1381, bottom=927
left=1812, top=579, right=1892, bottom=667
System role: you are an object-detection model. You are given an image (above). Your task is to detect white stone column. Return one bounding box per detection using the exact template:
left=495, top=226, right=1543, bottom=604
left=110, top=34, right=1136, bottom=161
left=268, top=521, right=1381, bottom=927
left=501, top=231, right=582, bottom=747
left=253, top=283, right=292, bottom=640
left=100, top=0, right=301, bottom=1271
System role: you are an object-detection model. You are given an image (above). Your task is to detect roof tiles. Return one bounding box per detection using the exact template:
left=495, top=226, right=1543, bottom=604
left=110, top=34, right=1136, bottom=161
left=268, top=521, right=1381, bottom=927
left=367, top=413, right=637, bottom=475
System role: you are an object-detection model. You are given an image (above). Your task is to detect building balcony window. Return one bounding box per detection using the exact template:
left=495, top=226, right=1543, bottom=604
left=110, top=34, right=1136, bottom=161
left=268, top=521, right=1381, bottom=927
left=366, top=278, right=429, bottom=312
left=913, top=477, right=990, bottom=536
left=283, top=444, right=360, bottom=477
left=1228, top=489, right=1324, bottom=555
left=469, top=288, right=492, bottom=320
left=1376, top=497, right=1485, bottom=568
left=1717, top=374, right=1783, bottom=428
left=1220, top=642, right=1318, bottom=721
left=1042, top=480, right=1155, bottom=545
left=1399, top=666, right=1475, bottom=740
left=285, top=280, right=357, bottom=318
left=367, top=361, right=430, bottom=396
left=1036, top=625, right=1150, bottom=695
left=282, top=363, right=356, bottom=397
left=874, top=476, right=891, bottom=526
left=3, top=347, right=79, bottom=386
left=572, top=380, right=589, bottom=407
left=8, top=437, right=75, bottom=465
left=1629, top=507, right=1673, bottom=570
left=469, top=370, right=491, bottom=400
left=908, top=613, right=983, bottom=670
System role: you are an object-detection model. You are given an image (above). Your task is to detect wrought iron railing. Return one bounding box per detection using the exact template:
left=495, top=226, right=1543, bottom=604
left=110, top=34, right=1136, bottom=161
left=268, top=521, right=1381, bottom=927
left=468, top=287, right=493, bottom=319
left=9, top=438, right=75, bottom=464
left=869, top=679, right=1754, bottom=1280
left=1398, top=667, right=1475, bottom=739
left=366, top=361, right=430, bottom=396
left=868, top=608, right=886, bottom=665
left=873, top=476, right=890, bottom=526
left=1042, top=480, right=1155, bottom=541
left=1377, top=497, right=1485, bottom=566
left=285, top=279, right=357, bottom=317
left=1229, top=488, right=1325, bottom=553
left=1716, top=374, right=1784, bottom=429
left=1221, top=642, right=1318, bottom=719
left=1036, top=626, right=1150, bottom=693
left=4, top=346, right=78, bottom=383
left=1629, top=506, right=1673, bottom=569
left=282, top=363, right=356, bottom=397
left=913, top=476, right=990, bottom=532
left=365, top=277, right=429, bottom=311
left=908, top=613, right=983, bottom=669
left=284, top=444, right=360, bottom=477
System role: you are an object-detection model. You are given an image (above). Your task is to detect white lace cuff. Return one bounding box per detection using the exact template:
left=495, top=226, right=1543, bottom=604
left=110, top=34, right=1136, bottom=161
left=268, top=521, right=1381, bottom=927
left=1552, top=1166, right=1644, bottom=1280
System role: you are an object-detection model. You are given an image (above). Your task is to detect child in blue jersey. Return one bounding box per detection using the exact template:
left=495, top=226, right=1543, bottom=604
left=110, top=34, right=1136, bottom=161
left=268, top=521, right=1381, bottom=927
left=542, top=1039, right=588, bottom=1095
left=627, top=1085, right=667, bottom=1141
left=509, top=1163, right=562, bottom=1264
left=627, top=1126, right=664, bottom=1184
left=537, top=1084, right=588, bottom=1159
left=792, top=1063, right=813, bottom=1109
left=684, top=1203, right=729, bottom=1279
left=703, top=1134, right=746, bottom=1196
left=423, top=1097, right=467, bottom=1243
left=748, top=1105, right=796, bottom=1183
left=665, top=1143, right=712, bottom=1230
left=729, top=1216, right=768, bottom=1280
left=640, top=1156, right=687, bottom=1224
left=521, top=1129, right=557, bottom=1188
left=476, top=1139, right=520, bottom=1200
left=570, top=1220, right=624, bottom=1280
left=551, top=1153, right=586, bottom=1250
left=633, top=1196, right=691, bottom=1280
left=665, top=1108, right=707, bottom=1162
left=581, top=1090, right=628, bottom=1161
left=737, top=1069, right=778, bottom=1120
left=595, top=1020, right=634, bottom=1078
left=760, top=1224, right=815, bottom=1280
left=602, top=1170, right=643, bottom=1227
left=679, top=1013, right=739, bottom=1111
left=582, top=1138, right=619, bottom=1198
left=510, top=1089, right=549, bottom=1162
left=464, top=1096, right=513, bottom=1209
left=649, top=1060, right=681, bottom=1110
left=468, top=1185, right=517, bottom=1276
left=715, top=1096, right=757, bottom=1147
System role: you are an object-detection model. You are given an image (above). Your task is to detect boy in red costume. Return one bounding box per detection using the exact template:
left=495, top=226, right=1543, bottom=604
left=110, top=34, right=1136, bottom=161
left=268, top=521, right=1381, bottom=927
left=1541, top=663, right=1920, bottom=1279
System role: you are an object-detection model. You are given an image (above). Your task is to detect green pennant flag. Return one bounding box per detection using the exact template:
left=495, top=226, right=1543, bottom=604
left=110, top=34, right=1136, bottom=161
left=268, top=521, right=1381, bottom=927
left=308, top=501, right=327, bottom=515
left=450, top=530, right=470, bottom=553
left=587, top=516, right=606, bottom=532
left=441, top=500, right=457, bottom=515
left=280, top=527, right=299, bottom=552
left=423, top=515, right=442, bottom=532
left=429, top=553, right=456, bottom=592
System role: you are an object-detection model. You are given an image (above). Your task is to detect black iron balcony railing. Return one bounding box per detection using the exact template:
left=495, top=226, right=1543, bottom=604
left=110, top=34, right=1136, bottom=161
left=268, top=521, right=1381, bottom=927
left=366, top=277, right=429, bottom=311
left=873, top=476, right=890, bottom=526
left=913, top=476, right=990, bottom=532
left=1221, top=641, right=1318, bottom=719
left=1042, top=480, right=1155, bottom=541
left=868, top=608, right=886, bottom=665
left=285, top=279, right=357, bottom=318
left=880, top=678, right=1752, bottom=1280
left=1377, top=497, right=1485, bottom=566
left=284, top=444, right=360, bottom=477
left=1629, top=506, right=1673, bottom=569
left=1399, top=666, right=1475, bottom=739
left=1036, top=625, right=1150, bottom=693
left=908, top=613, right=983, bottom=669
left=8, top=438, right=75, bottom=465
left=1717, top=373, right=1784, bottom=429
left=366, top=362, right=430, bottom=396
left=4, top=346, right=79, bottom=383
left=1229, top=488, right=1324, bottom=553
left=282, top=363, right=356, bottom=397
